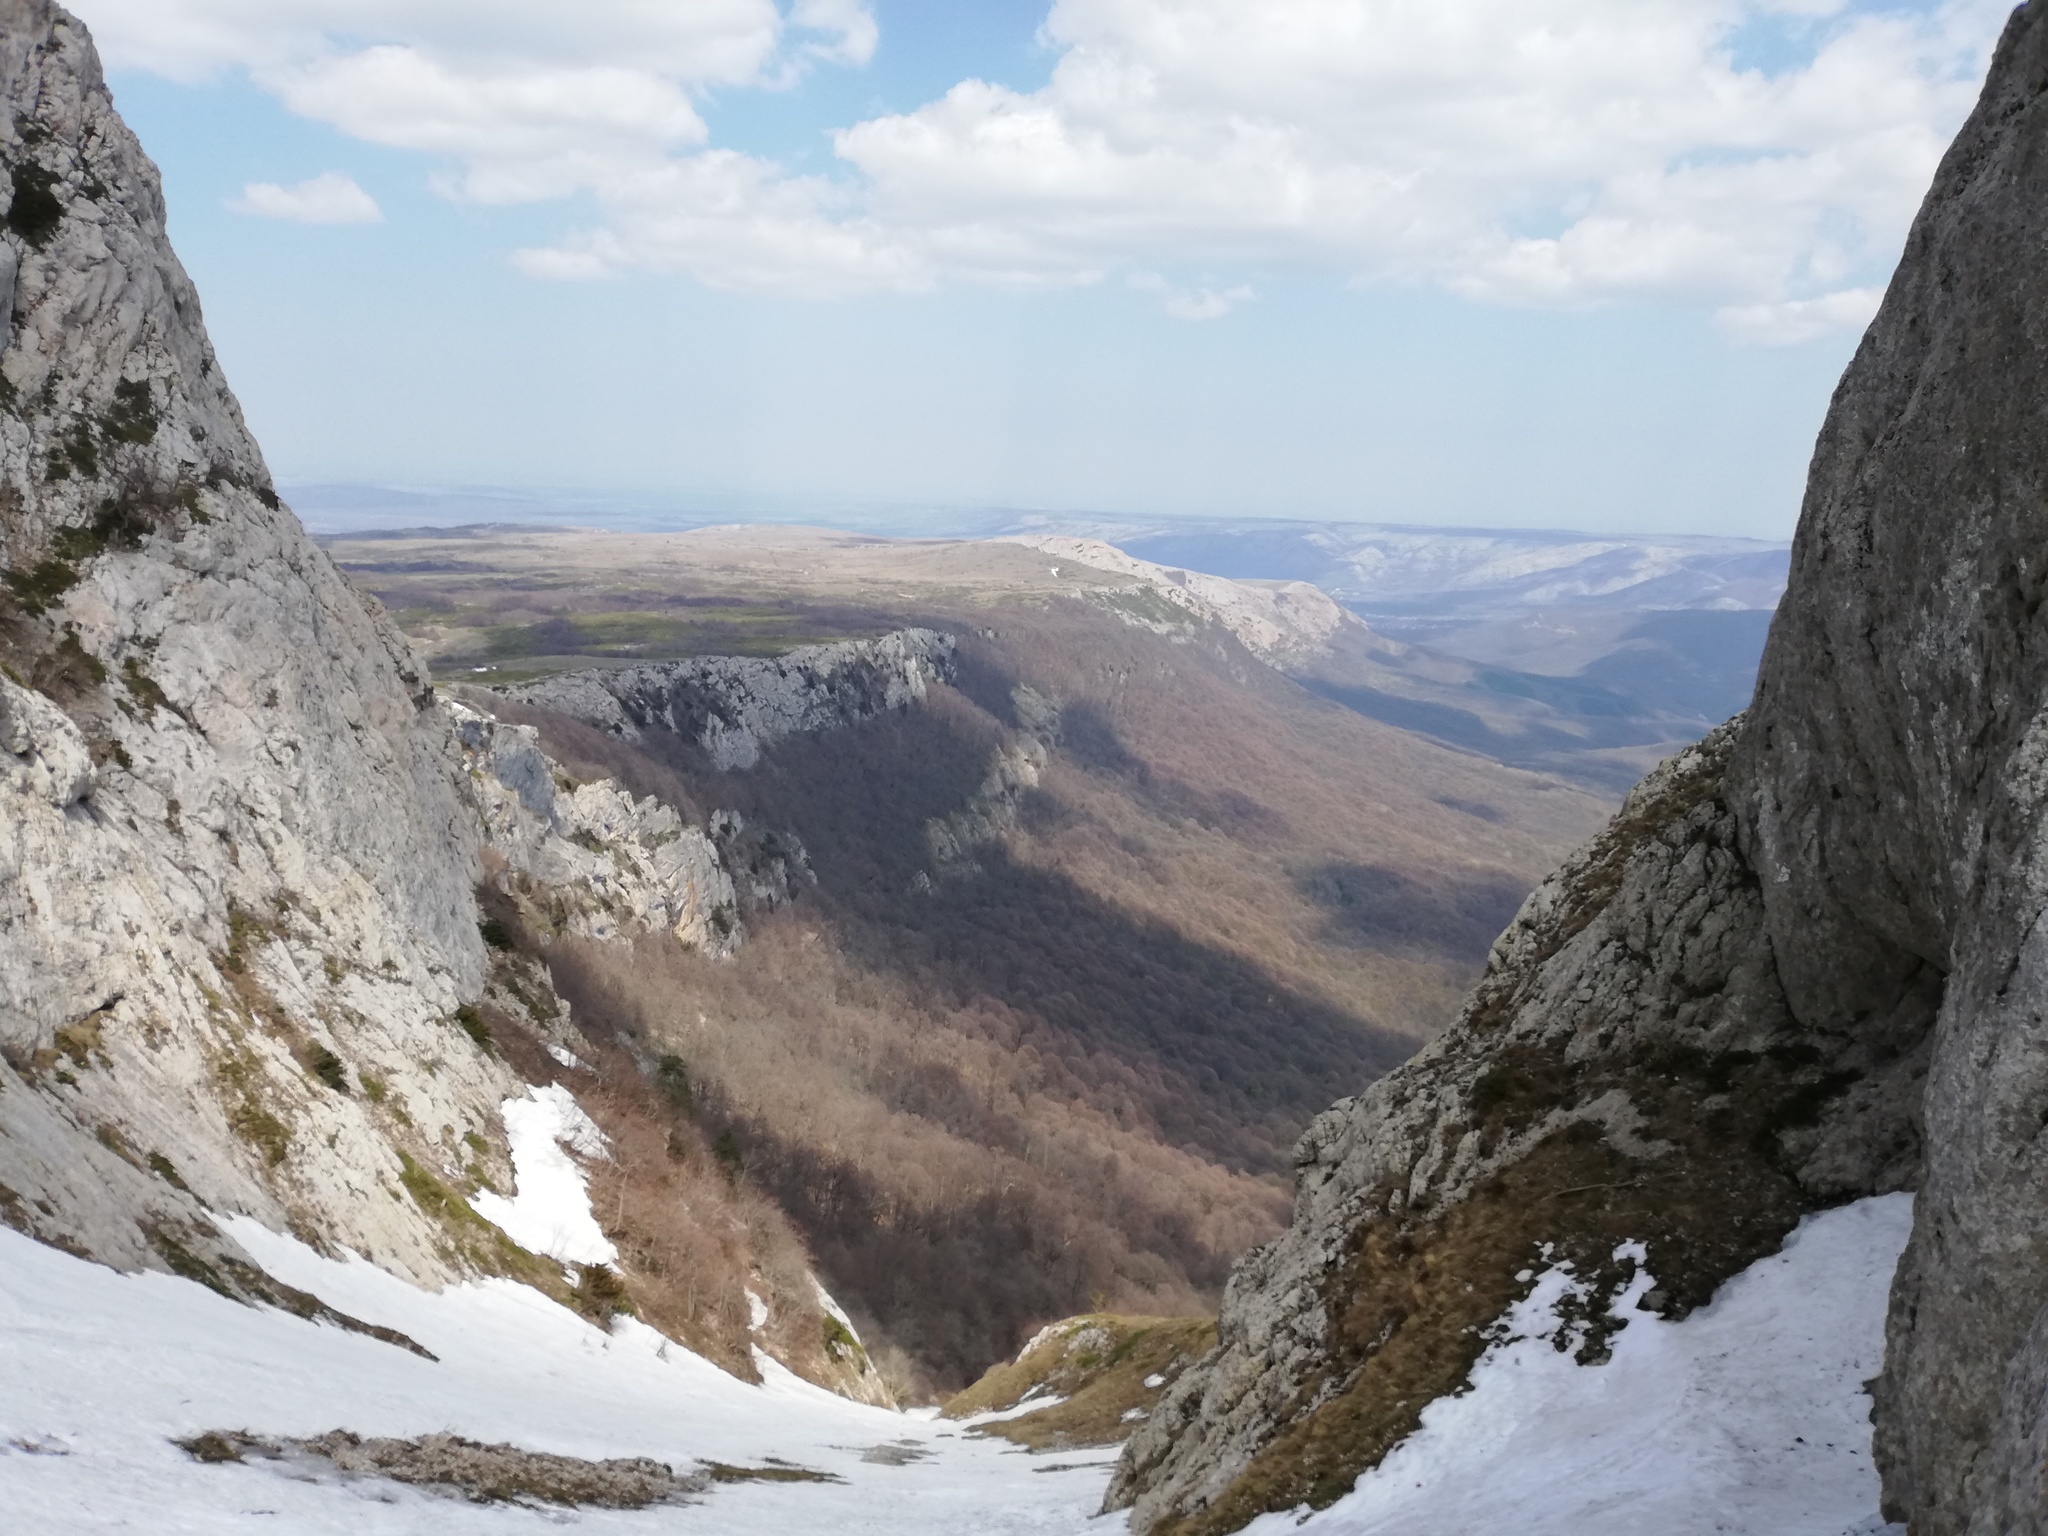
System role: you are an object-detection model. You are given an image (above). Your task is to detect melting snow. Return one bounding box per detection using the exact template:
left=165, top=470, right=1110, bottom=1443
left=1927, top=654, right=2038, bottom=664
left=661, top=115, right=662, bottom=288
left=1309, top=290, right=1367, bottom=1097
left=1247, top=1194, right=1914, bottom=1536
left=0, top=1185, right=1912, bottom=1535
left=468, top=1084, right=616, bottom=1266
left=0, top=1217, right=1117, bottom=1534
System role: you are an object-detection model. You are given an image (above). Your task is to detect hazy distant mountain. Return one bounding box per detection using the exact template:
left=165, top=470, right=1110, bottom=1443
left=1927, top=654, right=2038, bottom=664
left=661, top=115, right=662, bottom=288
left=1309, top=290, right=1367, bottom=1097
left=288, top=483, right=1788, bottom=775
left=1115, top=524, right=1788, bottom=620
left=1110, top=523, right=1789, bottom=774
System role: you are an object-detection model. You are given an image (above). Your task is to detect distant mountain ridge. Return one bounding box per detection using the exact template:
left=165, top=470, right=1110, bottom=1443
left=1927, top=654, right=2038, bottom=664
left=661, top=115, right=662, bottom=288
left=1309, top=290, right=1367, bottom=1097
left=1115, top=523, right=1786, bottom=619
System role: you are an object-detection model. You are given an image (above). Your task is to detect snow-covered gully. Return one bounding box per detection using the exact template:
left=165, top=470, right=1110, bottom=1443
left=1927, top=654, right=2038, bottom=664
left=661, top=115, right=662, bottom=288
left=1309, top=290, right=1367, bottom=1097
left=0, top=1189, right=1908, bottom=1534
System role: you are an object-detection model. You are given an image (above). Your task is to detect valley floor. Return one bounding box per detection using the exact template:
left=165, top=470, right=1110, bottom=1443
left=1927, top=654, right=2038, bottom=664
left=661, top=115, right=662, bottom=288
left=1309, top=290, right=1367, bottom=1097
left=0, top=1195, right=1909, bottom=1536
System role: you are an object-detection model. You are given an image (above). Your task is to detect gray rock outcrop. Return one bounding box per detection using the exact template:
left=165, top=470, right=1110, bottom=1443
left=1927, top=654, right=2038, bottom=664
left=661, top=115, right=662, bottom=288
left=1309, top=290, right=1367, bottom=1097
left=452, top=699, right=749, bottom=954
left=0, top=0, right=511, bottom=1282
left=0, top=0, right=781, bottom=1304
left=1111, top=5, right=2048, bottom=1532
left=497, top=629, right=954, bottom=769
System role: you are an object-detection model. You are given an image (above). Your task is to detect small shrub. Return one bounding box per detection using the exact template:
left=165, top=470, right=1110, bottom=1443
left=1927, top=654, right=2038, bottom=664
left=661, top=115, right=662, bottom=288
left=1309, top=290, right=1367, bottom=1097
left=454, top=1005, right=495, bottom=1054
left=5, top=161, right=63, bottom=249
left=822, top=1314, right=862, bottom=1361
left=712, top=1128, right=744, bottom=1181
left=121, top=657, right=173, bottom=716
left=2, top=558, right=79, bottom=615
left=570, top=1262, right=633, bottom=1321
left=229, top=1100, right=290, bottom=1167
left=176, top=1432, right=245, bottom=1465
left=479, top=917, right=517, bottom=952
left=99, top=379, right=158, bottom=445
left=360, top=1073, right=388, bottom=1104
left=146, top=1151, right=189, bottom=1191
left=308, top=1045, right=349, bottom=1094
left=53, top=1018, right=102, bottom=1068
left=655, top=1055, right=695, bottom=1116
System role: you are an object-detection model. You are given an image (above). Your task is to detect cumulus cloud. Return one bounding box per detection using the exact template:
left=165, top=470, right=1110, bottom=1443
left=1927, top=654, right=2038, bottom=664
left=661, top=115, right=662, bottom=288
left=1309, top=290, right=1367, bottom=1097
left=1717, top=285, right=1886, bottom=344
left=78, top=0, right=2010, bottom=337
left=228, top=171, right=382, bottom=225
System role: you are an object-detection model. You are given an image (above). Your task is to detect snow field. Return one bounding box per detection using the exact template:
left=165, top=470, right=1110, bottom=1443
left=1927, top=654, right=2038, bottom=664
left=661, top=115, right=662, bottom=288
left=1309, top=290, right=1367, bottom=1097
left=0, top=1213, right=1119, bottom=1534
left=0, top=1110, right=1912, bottom=1536
left=1246, top=1194, right=1914, bottom=1536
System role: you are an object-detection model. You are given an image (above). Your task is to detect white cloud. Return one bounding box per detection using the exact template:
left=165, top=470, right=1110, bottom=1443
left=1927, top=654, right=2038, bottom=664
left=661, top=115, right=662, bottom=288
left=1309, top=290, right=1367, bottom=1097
left=78, top=0, right=2010, bottom=338
left=1716, top=285, right=1885, bottom=344
left=228, top=171, right=383, bottom=225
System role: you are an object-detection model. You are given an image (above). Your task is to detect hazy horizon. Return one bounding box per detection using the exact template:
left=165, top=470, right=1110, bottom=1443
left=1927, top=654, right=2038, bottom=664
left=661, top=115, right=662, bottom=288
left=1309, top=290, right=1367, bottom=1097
left=73, top=0, right=2009, bottom=543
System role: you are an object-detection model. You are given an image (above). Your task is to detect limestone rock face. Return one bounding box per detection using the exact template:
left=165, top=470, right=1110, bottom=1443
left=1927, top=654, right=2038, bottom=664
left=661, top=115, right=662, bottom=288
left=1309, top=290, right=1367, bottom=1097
left=498, top=628, right=955, bottom=769
left=1733, top=3, right=2048, bottom=1522
left=452, top=700, right=747, bottom=955
left=1110, top=7, right=2048, bottom=1532
left=0, top=0, right=521, bottom=1282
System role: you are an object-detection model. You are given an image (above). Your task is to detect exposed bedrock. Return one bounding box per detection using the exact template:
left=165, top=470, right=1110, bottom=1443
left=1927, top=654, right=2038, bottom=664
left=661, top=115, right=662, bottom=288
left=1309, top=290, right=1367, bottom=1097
left=496, top=629, right=955, bottom=770
left=1113, top=4, right=2048, bottom=1531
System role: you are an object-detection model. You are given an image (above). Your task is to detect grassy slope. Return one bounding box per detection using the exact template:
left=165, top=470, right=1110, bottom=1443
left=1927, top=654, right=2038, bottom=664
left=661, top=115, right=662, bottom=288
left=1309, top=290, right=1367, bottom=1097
left=943, top=1313, right=1219, bottom=1451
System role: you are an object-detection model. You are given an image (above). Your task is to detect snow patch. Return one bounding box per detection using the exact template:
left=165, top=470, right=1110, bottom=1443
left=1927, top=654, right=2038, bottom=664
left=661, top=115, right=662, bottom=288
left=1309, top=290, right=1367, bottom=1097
left=816, top=1280, right=863, bottom=1345
left=1248, top=1194, right=1914, bottom=1536
left=468, top=1084, right=617, bottom=1266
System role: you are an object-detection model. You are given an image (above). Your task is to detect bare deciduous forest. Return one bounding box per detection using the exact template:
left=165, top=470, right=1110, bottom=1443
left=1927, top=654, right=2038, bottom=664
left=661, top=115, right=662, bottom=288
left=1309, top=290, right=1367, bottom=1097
left=425, top=565, right=1608, bottom=1394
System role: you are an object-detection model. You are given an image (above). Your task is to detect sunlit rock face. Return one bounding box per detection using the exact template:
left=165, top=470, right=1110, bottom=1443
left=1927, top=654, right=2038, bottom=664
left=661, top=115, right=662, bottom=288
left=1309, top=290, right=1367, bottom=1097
left=0, top=3, right=915, bottom=1411
left=0, top=0, right=520, bottom=1283
left=498, top=628, right=955, bottom=770
left=1111, top=5, right=2048, bottom=1532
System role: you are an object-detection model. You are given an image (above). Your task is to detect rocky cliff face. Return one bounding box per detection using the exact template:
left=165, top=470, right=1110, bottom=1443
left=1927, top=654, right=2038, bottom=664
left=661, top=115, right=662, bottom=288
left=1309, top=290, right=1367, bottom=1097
left=0, top=0, right=504, bottom=1283
left=1737, top=3, right=2048, bottom=1520
left=499, top=629, right=955, bottom=770
left=1110, top=5, right=2048, bottom=1532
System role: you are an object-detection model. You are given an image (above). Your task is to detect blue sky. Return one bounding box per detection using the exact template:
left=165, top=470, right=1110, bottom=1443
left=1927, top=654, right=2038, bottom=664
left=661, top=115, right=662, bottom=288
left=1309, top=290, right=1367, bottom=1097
left=79, top=0, right=2007, bottom=537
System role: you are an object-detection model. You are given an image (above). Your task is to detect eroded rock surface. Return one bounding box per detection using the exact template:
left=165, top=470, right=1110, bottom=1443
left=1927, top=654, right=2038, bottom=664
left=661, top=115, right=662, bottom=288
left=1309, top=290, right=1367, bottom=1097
left=0, top=0, right=507, bottom=1284
left=497, top=629, right=954, bottom=769
left=452, top=700, right=748, bottom=954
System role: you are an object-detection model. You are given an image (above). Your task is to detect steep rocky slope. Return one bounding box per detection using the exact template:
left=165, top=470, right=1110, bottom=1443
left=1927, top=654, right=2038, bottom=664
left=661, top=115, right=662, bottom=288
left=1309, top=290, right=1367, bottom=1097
left=0, top=0, right=886, bottom=1405
left=0, top=0, right=494, bottom=1283
left=1109, top=5, right=2048, bottom=1531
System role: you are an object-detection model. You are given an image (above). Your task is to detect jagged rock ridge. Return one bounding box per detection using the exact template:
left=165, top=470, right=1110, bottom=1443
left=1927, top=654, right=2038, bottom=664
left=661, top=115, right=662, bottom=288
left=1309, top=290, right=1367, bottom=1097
left=1110, top=5, right=2048, bottom=1532
left=498, top=628, right=954, bottom=770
